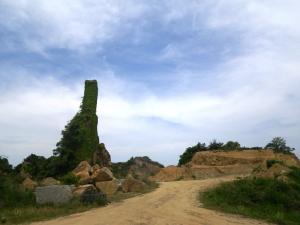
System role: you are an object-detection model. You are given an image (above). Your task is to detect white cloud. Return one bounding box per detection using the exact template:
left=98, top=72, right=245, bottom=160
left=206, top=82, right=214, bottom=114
left=0, top=0, right=299, bottom=165
left=0, top=0, right=148, bottom=52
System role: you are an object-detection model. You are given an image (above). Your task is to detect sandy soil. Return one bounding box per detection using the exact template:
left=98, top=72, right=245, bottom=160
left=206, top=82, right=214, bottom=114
left=32, top=176, right=271, bottom=225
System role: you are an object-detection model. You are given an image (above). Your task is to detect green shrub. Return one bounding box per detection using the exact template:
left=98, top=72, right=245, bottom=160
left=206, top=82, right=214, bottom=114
left=266, top=160, right=282, bottom=169
left=60, top=173, right=80, bottom=185
left=208, top=140, right=223, bottom=150
left=178, top=142, right=207, bottom=166
left=0, top=157, right=12, bottom=174
left=222, top=141, right=241, bottom=150
left=111, top=157, right=135, bottom=179
left=201, top=167, right=300, bottom=225
left=0, top=176, right=35, bottom=208
left=80, top=189, right=107, bottom=206
left=265, top=137, right=295, bottom=153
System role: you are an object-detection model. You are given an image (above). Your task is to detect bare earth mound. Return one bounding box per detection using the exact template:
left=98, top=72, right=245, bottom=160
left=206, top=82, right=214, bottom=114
left=31, top=176, right=270, bottom=225
left=151, top=150, right=300, bottom=182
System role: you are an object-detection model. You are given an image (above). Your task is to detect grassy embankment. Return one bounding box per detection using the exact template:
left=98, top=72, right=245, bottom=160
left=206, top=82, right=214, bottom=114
left=200, top=167, right=300, bottom=225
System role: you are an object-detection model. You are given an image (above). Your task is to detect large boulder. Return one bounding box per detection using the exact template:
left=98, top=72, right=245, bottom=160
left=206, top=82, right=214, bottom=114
left=72, top=184, right=97, bottom=198
left=77, top=173, right=94, bottom=185
left=35, top=185, right=74, bottom=204
left=73, top=161, right=92, bottom=174
left=95, top=180, right=119, bottom=195
left=73, top=161, right=93, bottom=185
left=40, top=177, right=60, bottom=186
left=92, top=167, right=114, bottom=182
left=91, top=164, right=101, bottom=174
left=121, top=175, right=146, bottom=193
left=22, top=177, right=37, bottom=190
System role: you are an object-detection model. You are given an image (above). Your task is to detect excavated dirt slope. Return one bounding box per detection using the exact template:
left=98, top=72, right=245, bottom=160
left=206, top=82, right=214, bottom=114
left=151, top=150, right=300, bottom=182
left=32, top=176, right=271, bottom=225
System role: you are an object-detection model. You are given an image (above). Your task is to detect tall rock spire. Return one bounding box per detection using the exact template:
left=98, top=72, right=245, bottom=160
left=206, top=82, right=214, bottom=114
left=54, top=80, right=110, bottom=172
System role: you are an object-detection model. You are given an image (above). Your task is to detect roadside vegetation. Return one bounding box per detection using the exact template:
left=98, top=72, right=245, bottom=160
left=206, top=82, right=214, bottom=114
left=0, top=172, right=158, bottom=224
left=0, top=184, right=159, bottom=225
left=1, top=156, right=159, bottom=224
left=200, top=167, right=300, bottom=225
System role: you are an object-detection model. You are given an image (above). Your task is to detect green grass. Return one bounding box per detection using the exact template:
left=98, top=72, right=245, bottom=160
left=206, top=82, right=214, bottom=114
left=200, top=167, right=300, bottom=225
left=1, top=200, right=96, bottom=225
left=0, top=181, right=159, bottom=224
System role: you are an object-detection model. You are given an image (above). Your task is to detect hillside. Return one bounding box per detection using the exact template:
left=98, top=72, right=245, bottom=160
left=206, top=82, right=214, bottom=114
left=150, top=150, right=300, bottom=182
left=112, top=156, right=164, bottom=180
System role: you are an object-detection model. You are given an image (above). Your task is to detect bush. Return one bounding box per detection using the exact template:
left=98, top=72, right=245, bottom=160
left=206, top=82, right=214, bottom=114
left=201, top=167, right=300, bottom=225
left=80, top=189, right=107, bottom=206
left=19, top=154, right=48, bottom=180
left=60, top=173, right=80, bottom=185
left=178, top=142, right=207, bottom=166
left=222, top=141, right=241, bottom=150
left=111, top=157, right=135, bottom=179
left=0, top=175, right=35, bottom=208
left=265, top=137, right=295, bottom=153
left=0, top=157, right=12, bottom=174
left=266, top=160, right=282, bottom=169
left=208, top=140, right=223, bottom=150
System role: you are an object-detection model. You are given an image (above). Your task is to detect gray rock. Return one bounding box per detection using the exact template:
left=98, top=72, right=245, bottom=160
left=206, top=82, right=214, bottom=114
left=35, top=185, right=73, bottom=204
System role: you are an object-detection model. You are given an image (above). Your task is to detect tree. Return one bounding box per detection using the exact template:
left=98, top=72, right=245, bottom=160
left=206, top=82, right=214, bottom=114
left=208, top=140, right=223, bottom=150
left=21, top=154, right=48, bottom=179
left=178, top=142, right=207, bottom=166
left=0, top=156, right=12, bottom=174
left=222, top=141, right=241, bottom=150
left=265, top=137, right=295, bottom=153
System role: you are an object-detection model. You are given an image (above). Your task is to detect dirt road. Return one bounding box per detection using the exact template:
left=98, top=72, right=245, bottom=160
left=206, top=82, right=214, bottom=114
left=33, top=176, right=270, bottom=225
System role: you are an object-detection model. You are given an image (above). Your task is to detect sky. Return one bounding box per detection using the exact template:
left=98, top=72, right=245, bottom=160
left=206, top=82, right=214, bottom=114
left=0, top=0, right=299, bottom=166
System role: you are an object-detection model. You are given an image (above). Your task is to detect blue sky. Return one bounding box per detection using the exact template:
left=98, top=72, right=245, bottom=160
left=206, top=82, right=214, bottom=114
left=0, top=0, right=299, bottom=165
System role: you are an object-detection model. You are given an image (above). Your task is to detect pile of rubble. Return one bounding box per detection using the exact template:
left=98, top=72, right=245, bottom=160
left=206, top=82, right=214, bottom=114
left=23, top=161, right=146, bottom=205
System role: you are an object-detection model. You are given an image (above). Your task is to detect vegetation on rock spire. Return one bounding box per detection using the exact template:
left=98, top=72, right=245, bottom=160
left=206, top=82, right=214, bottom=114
left=53, top=80, right=100, bottom=173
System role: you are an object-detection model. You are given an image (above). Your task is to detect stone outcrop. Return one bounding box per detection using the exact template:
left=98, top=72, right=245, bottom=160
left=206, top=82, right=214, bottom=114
left=96, top=180, right=120, bottom=195
left=121, top=175, right=146, bottom=193
left=36, top=185, right=74, bottom=204
left=112, top=156, right=163, bottom=179
left=128, top=157, right=163, bottom=180
left=22, top=177, right=38, bottom=190
left=150, top=150, right=300, bottom=182
left=54, top=80, right=111, bottom=172
left=93, top=143, right=111, bottom=168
